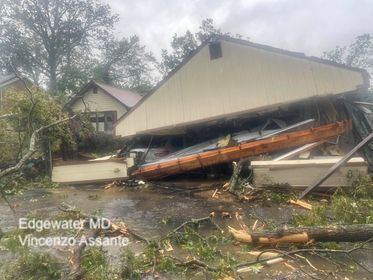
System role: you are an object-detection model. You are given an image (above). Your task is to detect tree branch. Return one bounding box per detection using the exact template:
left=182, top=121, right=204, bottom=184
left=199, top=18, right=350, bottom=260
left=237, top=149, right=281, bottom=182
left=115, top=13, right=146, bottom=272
left=0, top=113, right=18, bottom=119
left=0, top=115, right=76, bottom=179
left=236, top=237, right=373, bottom=269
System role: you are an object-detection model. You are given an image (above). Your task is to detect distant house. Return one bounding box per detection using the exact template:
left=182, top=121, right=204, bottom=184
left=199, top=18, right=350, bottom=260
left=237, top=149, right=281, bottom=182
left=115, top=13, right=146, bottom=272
left=68, top=80, right=142, bottom=135
left=0, top=73, right=34, bottom=112
left=115, top=36, right=369, bottom=137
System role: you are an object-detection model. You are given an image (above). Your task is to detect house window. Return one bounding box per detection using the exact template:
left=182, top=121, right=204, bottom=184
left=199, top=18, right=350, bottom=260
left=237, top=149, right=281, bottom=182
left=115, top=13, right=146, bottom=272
left=209, top=42, right=222, bottom=60
left=93, top=86, right=98, bottom=94
left=89, top=111, right=115, bottom=134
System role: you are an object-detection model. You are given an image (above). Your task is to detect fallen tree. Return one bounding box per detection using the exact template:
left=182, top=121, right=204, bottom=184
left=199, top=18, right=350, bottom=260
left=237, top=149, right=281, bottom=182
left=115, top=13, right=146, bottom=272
left=0, top=116, right=75, bottom=179
left=52, top=204, right=373, bottom=279
left=229, top=224, right=373, bottom=244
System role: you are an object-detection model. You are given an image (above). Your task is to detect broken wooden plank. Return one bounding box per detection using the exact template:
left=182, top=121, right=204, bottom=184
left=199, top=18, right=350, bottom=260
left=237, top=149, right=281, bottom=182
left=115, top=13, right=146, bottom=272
left=252, top=157, right=367, bottom=188
left=289, top=199, right=312, bottom=210
left=132, top=120, right=351, bottom=179
left=299, top=132, right=373, bottom=198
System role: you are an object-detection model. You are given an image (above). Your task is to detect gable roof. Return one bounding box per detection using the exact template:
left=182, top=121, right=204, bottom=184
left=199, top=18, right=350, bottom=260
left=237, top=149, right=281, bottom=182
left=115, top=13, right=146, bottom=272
left=0, top=74, right=19, bottom=88
left=115, top=35, right=370, bottom=128
left=69, top=80, right=142, bottom=109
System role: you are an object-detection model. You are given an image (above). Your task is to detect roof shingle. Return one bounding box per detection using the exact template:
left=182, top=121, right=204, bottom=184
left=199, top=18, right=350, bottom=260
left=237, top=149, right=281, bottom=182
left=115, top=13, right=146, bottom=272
left=93, top=81, right=142, bottom=108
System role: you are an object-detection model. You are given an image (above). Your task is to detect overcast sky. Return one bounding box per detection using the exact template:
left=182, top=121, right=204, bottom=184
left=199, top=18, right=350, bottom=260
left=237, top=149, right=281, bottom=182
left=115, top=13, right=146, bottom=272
left=105, top=0, right=373, bottom=59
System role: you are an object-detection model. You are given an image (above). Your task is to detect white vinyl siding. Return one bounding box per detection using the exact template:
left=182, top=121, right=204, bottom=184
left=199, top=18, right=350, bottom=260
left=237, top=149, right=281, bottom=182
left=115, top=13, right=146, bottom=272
left=71, top=88, right=127, bottom=119
left=116, top=41, right=366, bottom=137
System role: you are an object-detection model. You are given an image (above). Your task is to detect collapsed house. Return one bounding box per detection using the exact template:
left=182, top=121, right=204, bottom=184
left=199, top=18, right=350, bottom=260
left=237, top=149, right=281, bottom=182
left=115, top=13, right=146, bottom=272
left=53, top=36, right=373, bottom=192
left=115, top=36, right=372, bottom=184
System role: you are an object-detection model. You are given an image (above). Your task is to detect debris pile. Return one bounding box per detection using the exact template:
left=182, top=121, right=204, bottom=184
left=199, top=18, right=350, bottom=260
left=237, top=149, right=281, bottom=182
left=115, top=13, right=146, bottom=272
left=119, top=96, right=373, bottom=198
left=131, top=120, right=351, bottom=180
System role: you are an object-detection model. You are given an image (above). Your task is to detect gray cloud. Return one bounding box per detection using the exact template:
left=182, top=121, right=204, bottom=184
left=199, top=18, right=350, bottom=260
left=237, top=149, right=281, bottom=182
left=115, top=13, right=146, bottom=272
left=105, top=0, right=373, bottom=58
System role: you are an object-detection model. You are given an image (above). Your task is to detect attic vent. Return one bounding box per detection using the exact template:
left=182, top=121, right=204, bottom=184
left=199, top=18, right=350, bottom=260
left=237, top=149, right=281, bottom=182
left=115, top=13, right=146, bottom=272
left=93, top=86, right=98, bottom=94
left=209, top=42, right=222, bottom=60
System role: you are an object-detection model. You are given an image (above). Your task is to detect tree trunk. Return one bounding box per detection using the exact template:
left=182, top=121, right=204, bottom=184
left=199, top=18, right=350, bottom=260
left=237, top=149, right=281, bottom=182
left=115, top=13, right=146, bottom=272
left=48, top=57, right=58, bottom=95
left=49, top=70, right=57, bottom=95
left=228, top=162, right=243, bottom=195
left=229, top=224, right=373, bottom=245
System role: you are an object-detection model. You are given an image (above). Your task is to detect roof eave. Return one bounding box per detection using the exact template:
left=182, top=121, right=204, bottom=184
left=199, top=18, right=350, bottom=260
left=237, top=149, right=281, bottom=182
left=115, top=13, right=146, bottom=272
left=66, top=80, right=140, bottom=110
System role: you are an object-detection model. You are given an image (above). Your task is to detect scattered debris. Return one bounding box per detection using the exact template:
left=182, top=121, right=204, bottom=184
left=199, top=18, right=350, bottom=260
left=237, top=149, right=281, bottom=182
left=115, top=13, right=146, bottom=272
left=246, top=251, right=286, bottom=266
left=221, top=211, right=232, bottom=219
left=104, top=180, right=120, bottom=189
left=211, top=188, right=219, bottom=198
left=120, top=178, right=146, bottom=187
left=289, top=199, right=312, bottom=210
left=247, top=251, right=281, bottom=259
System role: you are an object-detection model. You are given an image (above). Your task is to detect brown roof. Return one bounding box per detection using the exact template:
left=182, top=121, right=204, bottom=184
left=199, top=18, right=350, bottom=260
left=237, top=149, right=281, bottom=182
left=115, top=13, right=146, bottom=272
left=93, top=81, right=142, bottom=108
left=70, top=80, right=142, bottom=109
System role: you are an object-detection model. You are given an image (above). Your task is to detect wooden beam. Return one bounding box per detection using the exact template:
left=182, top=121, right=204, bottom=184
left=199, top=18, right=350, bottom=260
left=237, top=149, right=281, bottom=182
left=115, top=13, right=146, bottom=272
left=132, top=120, right=351, bottom=179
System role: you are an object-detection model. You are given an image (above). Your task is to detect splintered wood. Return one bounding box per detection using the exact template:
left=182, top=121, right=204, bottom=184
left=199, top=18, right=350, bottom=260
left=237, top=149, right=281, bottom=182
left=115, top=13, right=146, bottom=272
left=289, top=199, right=312, bottom=210
left=229, top=227, right=309, bottom=244
left=110, top=221, right=128, bottom=235
left=229, top=224, right=373, bottom=245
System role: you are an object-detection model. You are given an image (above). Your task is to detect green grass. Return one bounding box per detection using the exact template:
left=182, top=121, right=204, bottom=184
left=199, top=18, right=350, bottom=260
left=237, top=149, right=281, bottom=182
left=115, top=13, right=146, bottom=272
left=293, top=173, right=373, bottom=227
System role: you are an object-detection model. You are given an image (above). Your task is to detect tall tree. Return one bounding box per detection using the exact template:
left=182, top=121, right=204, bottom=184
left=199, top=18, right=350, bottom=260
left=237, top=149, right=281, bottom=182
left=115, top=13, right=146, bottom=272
left=159, top=18, right=246, bottom=75
left=92, top=36, right=157, bottom=94
left=0, top=0, right=118, bottom=94
left=323, top=34, right=373, bottom=78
